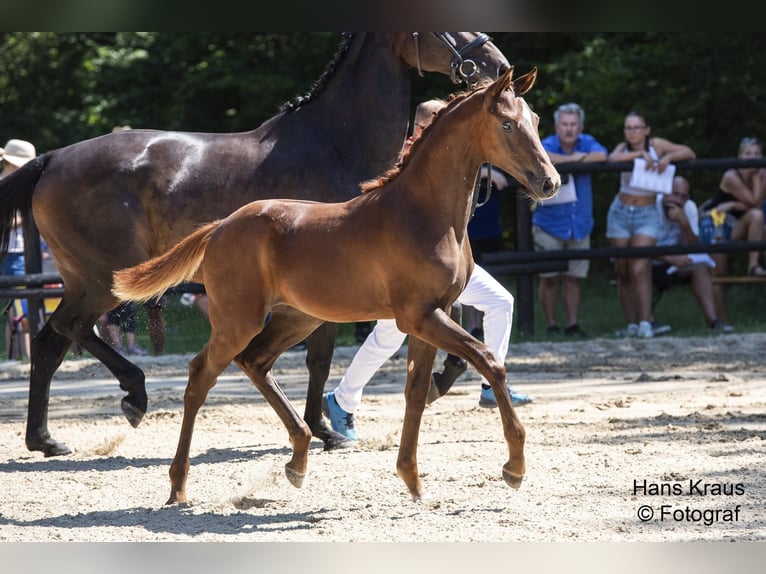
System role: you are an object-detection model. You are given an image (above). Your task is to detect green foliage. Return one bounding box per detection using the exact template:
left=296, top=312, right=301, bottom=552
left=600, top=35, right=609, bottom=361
left=2, top=33, right=766, bottom=351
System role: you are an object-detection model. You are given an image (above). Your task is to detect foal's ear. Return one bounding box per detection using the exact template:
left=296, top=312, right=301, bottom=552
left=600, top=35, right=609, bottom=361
left=512, top=67, right=538, bottom=96
left=491, top=65, right=514, bottom=98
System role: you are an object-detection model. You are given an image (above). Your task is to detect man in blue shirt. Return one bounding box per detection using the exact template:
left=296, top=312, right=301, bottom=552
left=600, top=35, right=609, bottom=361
left=534, top=103, right=607, bottom=337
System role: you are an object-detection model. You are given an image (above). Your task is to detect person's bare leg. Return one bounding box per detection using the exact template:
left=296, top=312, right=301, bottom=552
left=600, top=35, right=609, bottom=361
left=561, top=275, right=581, bottom=327
left=689, top=268, right=718, bottom=325
left=711, top=253, right=730, bottom=324
left=538, top=275, right=559, bottom=329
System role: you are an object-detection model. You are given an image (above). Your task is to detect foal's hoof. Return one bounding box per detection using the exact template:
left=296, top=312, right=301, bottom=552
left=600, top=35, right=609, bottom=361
left=121, top=396, right=146, bottom=428
left=165, top=490, right=187, bottom=505
left=502, top=468, right=524, bottom=490
left=26, top=436, right=73, bottom=457
left=285, top=465, right=306, bottom=489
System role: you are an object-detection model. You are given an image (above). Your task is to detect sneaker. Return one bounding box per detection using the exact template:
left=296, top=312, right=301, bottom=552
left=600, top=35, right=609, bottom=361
left=545, top=325, right=561, bottom=335
left=564, top=323, right=588, bottom=338
left=479, top=385, right=533, bottom=408
left=637, top=321, right=654, bottom=339
left=710, top=319, right=735, bottom=334
left=322, top=392, right=357, bottom=440
left=126, top=344, right=148, bottom=356
left=650, top=321, right=672, bottom=336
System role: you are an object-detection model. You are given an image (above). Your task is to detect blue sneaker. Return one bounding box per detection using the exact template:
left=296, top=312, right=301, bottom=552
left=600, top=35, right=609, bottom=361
left=479, top=386, right=533, bottom=408
left=322, top=392, right=357, bottom=440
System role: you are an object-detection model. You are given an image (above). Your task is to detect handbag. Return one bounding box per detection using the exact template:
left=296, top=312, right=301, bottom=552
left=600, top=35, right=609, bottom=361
left=539, top=173, right=577, bottom=206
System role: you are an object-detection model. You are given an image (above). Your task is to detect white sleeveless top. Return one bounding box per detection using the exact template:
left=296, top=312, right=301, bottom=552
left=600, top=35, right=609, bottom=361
left=619, top=143, right=659, bottom=197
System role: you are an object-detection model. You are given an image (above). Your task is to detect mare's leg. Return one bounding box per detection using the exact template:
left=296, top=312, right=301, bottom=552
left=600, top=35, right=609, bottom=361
left=397, top=336, right=438, bottom=501
left=304, top=321, right=354, bottom=450
left=26, top=297, right=148, bottom=456
left=26, top=321, right=76, bottom=456
left=404, top=307, right=525, bottom=489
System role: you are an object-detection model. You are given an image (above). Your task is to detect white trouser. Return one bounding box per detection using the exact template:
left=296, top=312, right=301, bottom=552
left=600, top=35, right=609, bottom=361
left=333, top=264, right=514, bottom=413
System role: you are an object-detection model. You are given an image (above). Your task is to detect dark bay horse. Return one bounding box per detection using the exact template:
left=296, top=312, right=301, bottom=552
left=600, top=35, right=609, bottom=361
left=0, top=33, right=509, bottom=457
left=113, top=67, right=560, bottom=503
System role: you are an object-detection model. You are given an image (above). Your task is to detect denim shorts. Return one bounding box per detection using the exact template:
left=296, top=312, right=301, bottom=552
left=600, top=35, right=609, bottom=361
left=606, top=196, right=661, bottom=239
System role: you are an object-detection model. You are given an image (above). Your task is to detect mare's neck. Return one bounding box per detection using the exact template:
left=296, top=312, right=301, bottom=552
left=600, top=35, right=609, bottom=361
left=308, top=33, right=412, bottom=178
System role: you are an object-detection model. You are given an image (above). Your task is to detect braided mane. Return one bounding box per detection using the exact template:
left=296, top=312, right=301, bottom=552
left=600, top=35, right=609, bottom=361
left=280, top=33, right=354, bottom=113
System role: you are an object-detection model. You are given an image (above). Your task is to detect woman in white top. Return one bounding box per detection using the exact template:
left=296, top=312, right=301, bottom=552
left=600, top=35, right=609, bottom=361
left=606, top=112, right=696, bottom=338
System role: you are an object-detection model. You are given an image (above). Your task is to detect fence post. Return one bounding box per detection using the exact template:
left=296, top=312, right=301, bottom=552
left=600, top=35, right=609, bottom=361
left=514, top=191, right=534, bottom=336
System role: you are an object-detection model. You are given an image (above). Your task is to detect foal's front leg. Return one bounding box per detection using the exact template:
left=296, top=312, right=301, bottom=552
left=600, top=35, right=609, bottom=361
left=410, top=308, right=526, bottom=490
left=396, top=336, right=438, bottom=501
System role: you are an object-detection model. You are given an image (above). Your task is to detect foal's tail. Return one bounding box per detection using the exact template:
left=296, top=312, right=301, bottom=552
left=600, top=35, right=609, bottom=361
left=0, top=154, right=51, bottom=260
left=112, top=221, right=220, bottom=303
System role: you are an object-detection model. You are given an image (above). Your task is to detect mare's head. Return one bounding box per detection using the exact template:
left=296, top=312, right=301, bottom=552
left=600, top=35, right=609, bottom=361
left=476, top=66, right=560, bottom=202
left=399, top=32, right=510, bottom=86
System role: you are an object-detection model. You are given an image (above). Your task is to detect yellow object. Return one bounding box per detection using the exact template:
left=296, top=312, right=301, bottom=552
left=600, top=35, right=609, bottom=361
left=710, top=208, right=726, bottom=227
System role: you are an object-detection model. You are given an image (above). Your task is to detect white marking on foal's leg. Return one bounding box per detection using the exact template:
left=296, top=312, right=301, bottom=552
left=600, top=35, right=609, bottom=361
left=408, top=360, right=415, bottom=372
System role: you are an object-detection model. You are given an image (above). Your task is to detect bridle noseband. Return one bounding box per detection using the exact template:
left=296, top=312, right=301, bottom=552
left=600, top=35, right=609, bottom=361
left=412, top=32, right=492, bottom=85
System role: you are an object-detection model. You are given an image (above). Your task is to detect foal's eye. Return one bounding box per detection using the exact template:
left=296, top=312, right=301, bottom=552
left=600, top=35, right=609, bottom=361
left=502, top=121, right=512, bottom=131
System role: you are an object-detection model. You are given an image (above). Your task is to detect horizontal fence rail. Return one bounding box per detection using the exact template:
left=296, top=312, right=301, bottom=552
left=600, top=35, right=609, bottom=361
left=4, top=156, right=766, bottom=339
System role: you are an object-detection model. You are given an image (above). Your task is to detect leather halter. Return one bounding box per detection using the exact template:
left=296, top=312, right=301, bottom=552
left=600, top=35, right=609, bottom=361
left=412, top=32, right=492, bottom=85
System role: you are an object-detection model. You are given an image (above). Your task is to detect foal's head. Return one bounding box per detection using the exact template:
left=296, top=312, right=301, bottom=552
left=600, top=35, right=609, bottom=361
left=478, top=67, right=560, bottom=202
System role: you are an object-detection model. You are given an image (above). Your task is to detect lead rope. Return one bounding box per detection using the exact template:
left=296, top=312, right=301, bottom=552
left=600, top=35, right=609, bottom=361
left=470, top=163, right=493, bottom=219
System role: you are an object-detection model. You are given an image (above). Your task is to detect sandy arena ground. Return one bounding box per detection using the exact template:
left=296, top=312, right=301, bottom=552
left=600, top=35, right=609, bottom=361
left=0, top=333, right=764, bottom=542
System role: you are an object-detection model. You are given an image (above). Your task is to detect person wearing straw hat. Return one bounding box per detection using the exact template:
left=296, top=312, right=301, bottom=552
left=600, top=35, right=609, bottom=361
left=2, top=139, right=37, bottom=358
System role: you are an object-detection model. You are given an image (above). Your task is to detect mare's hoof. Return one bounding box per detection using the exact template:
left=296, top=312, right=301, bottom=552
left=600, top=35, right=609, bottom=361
left=502, top=468, right=524, bottom=490
left=309, top=419, right=355, bottom=451
left=285, top=465, right=306, bottom=488
left=27, top=436, right=73, bottom=457
left=323, top=433, right=356, bottom=452
left=121, top=396, right=146, bottom=428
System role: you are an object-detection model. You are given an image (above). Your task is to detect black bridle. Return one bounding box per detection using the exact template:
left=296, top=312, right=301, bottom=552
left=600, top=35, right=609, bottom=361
left=412, top=33, right=496, bottom=218
left=412, top=32, right=492, bottom=85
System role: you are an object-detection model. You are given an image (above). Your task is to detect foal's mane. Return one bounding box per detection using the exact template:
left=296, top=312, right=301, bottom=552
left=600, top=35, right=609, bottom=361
left=360, top=78, right=493, bottom=194
left=280, top=33, right=354, bottom=113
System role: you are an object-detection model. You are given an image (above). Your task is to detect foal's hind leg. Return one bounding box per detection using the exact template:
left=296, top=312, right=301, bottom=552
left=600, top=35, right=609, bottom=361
left=396, top=336, right=438, bottom=501
left=167, top=341, right=233, bottom=504
left=246, top=309, right=352, bottom=450
left=234, top=314, right=328, bottom=487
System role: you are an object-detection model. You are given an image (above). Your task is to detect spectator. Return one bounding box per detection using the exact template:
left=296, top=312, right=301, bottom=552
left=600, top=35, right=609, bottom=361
left=704, top=137, right=766, bottom=325
left=651, top=176, right=733, bottom=333
left=607, top=111, right=695, bottom=338
left=535, top=102, right=607, bottom=337
left=100, top=302, right=148, bottom=357
left=322, top=98, right=532, bottom=441
left=1, top=139, right=37, bottom=358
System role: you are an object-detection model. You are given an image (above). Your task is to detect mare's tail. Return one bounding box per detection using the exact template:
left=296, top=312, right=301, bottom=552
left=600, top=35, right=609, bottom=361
left=112, top=221, right=220, bottom=303
left=0, top=154, right=51, bottom=260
